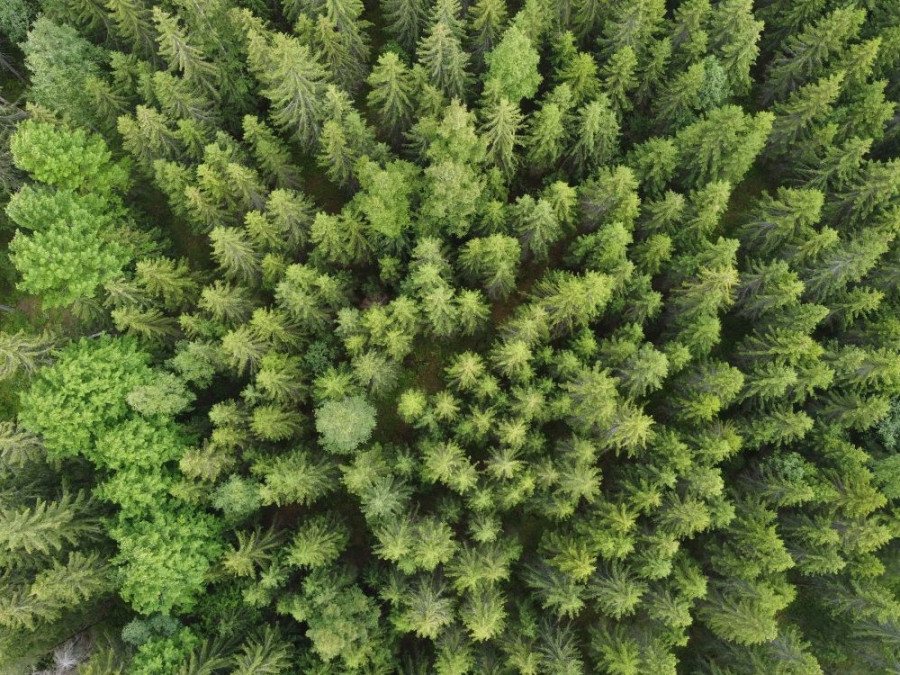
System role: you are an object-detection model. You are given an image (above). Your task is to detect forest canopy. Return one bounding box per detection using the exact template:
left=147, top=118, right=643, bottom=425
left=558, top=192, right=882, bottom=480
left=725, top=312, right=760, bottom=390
left=2, top=0, right=900, bottom=672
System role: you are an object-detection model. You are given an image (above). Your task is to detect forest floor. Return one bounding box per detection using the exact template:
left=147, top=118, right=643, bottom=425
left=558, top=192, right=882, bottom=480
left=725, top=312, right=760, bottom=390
left=721, top=165, right=777, bottom=232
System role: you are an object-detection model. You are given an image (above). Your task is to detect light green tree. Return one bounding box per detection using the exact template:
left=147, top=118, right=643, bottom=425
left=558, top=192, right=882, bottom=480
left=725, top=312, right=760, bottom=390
left=484, top=25, right=541, bottom=103
left=316, top=396, right=377, bottom=453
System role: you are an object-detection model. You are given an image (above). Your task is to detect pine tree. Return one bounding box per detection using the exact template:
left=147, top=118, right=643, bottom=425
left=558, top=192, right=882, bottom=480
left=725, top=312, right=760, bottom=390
left=265, top=188, right=315, bottom=252
left=513, top=195, right=563, bottom=261
left=209, top=226, right=261, bottom=283
left=135, top=257, right=199, bottom=311
left=0, top=331, right=55, bottom=381
left=246, top=30, right=327, bottom=146
left=199, top=281, right=254, bottom=325
left=152, top=7, right=218, bottom=96
left=836, top=79, right=895, bottom=144
left=491, top=339, right=534, bottom=382
left=222, top=526, right=281, bottom=577
left=458, top=235, right=521, bottom=299
left=763, top=6, right=865, bottom=102
left=757, top=0, right=832, bottom=45
left=418, top=21, right=470, bottom=100
left=221, top=325, right=266, bottom=374
left=615, top=343, right=669, bottom=398
left=523, top=562, right=586, bottom=619
left=635, top=37, right=672, bottom=106
left=569, top=96, right=619, bottom=178
left=152, top=72, right=218, bottom=129
left=317, top=120, right=355, bottom=188
left=735, top=260, right=805, bottom=320
left=738, top=186, right=825, bottom=257
left=801, top=229, right=891, bottom=303
left=382, top=0, right=428, bottom=50
left=310, top=211, right=370, bottom=264
left=588, top=562, right=647, bottom=619
left=556, top=41, right=601, bottom=105
left=670, top=0, right=710, bottom=68
left=708, top=0, right=763, bottom=94
left=461, top=587, right=507, bottom=641
left=829, top=159, right=900, bottom=227
left=833, top=37, right=881, bottom=90
left=251, top=404, right=303, bottom=442
left=242, top=115, right=300, bottom=188
left=479, top=94, right=523, bottom=179
left=601, top=46, right=638, bottom=113
left=0, top=492, right=100, bottom=555
left=674, top=106, right=773, bottom=189
left=366, top=52, right=414, bottom=142
left=700, top=578, right=793, bottom=646
left=569, top=0, right=602, bottom=41
left=118, top=105, right=182, bottom=168
left=468, top=0, right=507, bottom=56
left=317, top=86, right=379, bottom=189
left=306, top=13, right=368, bottom=95
left=668, top=360, right=744, bottom=423
left=250, top=307, right=299, bottom=349
left=627, top=138, right=678, bottom=198
left=652, top=61, right=706, bottom=132
left=112, top=306, right=180, bottom=341
left=0, top=421, right=44, bottom=467
left=392, top=576, right=456, bottom=639
left=41, top=0, right=107, bottom=34
left=767, top=72, right=844, bottom=157
left=600, top=0, right=665, bottom=58
left=579, top=165, right=641, bottom=230
left=30, top=551, right=112, bottom=613
left=275, top=264, right=348, bottom=332
left=106, top=0, right=155, bottom=58
left=525, top=85, right=573, bottom=172
left=456, top=289, right=490, bottom=335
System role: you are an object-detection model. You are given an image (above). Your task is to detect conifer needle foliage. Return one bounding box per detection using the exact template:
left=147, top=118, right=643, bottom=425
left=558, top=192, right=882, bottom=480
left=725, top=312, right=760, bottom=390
left=2, top=0, right=900, bottom=672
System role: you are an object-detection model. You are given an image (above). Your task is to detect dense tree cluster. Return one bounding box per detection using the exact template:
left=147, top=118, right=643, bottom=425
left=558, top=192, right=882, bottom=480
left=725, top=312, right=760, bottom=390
left=2, top=0, right=900, bottom=672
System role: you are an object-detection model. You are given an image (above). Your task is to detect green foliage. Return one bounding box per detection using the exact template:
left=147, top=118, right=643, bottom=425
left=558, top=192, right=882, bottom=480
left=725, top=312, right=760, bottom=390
left=6, top=1, right=900, bottom=672
left=18, top=337, right=152, bottom=457
left=11, top=121, right=129, bottom=193
left=0, top=0, right=36, bottom=44
left=280, top=569, right=387, bottom=669
left=674, top=106, right=774, bottom=188
left=247, top=30, right=326, bottom=146
left=110, top=508, right=222, bottom=615
left=23, top=18, right=106, bottom=126
left=0, top=331, right=54, bottom=381
left=129, top=627, right=200, bottom=674
left=354, top=158, right=418, bottom=239
left=6, top=121, right=135, bottom=307
left=212, top=475, right=263, bottom=522
left=127, top=372, right=195, bottom=416
left=367, top=51, right=415, bottom=140
left=0, top=491, right=100, bottom=556
left=7, top=188, right=132, bottom=308
left=484, top=25, right=541, bottom=104
left=315, top=395, right=377, bottom=454
left=121, top=613, right=180, bottom=647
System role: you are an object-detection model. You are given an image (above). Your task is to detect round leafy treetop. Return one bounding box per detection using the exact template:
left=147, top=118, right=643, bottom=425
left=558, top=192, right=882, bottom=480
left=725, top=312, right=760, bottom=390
left=315, top=396, right=377, bottom=454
